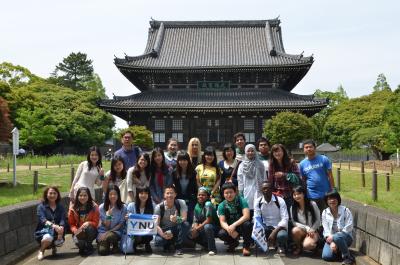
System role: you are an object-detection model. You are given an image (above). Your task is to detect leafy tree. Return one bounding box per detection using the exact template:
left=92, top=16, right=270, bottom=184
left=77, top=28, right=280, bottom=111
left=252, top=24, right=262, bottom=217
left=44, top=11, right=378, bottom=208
left=384, top=88, right=400, bottom=151
left=324, top=89, right=395, bottom=159
left=8, top=81, right=114, bottom=153
left=351, top=127, right=393, bottom=160
left=115, top=126, right=154, bottom=150
left=373, top=73, right=391, bottom=92
left=51, top=52, right=94, bottom=89
left=312, top=85, right=349, bottom=143
left=16, top=108, right=57, bottom=151
left=0, top=97, right=13, bottom=143
left=264, top=111, right=314, bottom=150
left=0, top=62, right=41, bottom=87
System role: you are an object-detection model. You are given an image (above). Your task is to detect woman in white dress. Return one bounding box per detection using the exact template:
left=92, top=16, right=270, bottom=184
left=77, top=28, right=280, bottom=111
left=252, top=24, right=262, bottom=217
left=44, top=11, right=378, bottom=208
left=69, top=146, right=104, bottom=203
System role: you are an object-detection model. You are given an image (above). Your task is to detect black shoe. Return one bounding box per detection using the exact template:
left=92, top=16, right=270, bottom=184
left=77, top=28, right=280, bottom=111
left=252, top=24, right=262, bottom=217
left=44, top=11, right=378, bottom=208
left=227, top=240, right=239, bottom=252
left=145, top=243, right=152, bottom=253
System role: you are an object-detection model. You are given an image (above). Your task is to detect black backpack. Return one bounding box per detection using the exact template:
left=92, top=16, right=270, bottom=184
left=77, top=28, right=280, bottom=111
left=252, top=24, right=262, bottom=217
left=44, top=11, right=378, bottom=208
left=160, top=200, right=181, bottom=219
left=258, top=194, right=280, bottom=210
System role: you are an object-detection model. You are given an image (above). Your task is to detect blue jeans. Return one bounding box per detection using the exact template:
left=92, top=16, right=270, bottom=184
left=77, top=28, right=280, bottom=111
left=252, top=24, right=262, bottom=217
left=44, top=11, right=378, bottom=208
left=263, top=226, right=288, bottom=249
left=155, top=221, right=190, bottom=249
left=322, top=232, right=353, bottom=261
left=193, top=224, right=219, bottom=252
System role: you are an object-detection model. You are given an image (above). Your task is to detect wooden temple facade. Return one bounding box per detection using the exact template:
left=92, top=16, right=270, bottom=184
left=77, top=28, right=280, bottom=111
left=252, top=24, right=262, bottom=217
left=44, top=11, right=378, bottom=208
left=99, top=19, right=327, bottom=148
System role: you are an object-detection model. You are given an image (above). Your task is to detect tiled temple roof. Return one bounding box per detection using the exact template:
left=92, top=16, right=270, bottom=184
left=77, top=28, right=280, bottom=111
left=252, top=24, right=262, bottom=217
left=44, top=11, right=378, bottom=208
left=99, top=88, right=326, bottom=113
left=114, top=19, right=313, bottom=70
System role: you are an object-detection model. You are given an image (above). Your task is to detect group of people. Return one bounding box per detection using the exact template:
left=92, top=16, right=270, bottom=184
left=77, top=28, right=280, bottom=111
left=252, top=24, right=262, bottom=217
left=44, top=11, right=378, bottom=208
left=34, top=131, right=355, bottom=265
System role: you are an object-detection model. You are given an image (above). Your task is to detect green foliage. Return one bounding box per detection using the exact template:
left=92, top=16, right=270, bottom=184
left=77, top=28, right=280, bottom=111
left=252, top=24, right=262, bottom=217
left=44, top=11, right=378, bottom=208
left=324, top=89, right=395, bottom=159
left=312, top=85, right=349, bottom=143
left=264, top=111, right=314, bottom=149
left=0, top=62, right=41, bottom=87
left=5, top=80, right=114, bottom=153
left=373, top=73, right=391, bottom=92
left=115, top=126, right=154, bottom=149
left=384, top=89, right=400, bottom=150
left=0, top=96, right=13, bottom=142
left=51, top=52, right=95, bottom=90
left=16, top=107, right=57, bottom=150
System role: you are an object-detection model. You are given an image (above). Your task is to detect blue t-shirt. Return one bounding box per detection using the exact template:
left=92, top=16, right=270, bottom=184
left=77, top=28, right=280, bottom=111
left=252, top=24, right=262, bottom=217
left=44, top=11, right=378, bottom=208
left=299, top=155, right=332, bottom=199
left=114, top=146, right=141, bottom=169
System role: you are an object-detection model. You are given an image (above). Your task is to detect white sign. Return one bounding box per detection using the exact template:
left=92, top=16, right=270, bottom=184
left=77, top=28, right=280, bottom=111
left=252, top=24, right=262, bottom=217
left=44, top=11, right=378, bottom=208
left=127, top=214, right=158, bottom=236
left=12, top=127, right=19, bottom=155
left=251, top=216, right=268, bottom=252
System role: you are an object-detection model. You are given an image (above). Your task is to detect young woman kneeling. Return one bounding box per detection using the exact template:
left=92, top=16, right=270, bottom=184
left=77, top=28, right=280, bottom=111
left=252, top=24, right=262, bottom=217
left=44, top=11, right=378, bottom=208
left=97, top=185, right=127, bottom=255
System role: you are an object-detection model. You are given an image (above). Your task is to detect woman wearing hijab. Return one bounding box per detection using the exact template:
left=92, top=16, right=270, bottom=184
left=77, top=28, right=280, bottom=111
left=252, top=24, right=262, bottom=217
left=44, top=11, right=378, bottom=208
left=237, top=144, right=266, bottom=218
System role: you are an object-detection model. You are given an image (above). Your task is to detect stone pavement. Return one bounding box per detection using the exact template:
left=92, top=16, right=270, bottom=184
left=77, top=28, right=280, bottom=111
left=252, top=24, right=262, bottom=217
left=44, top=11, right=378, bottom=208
left=16, top=235, right=344, bottom=265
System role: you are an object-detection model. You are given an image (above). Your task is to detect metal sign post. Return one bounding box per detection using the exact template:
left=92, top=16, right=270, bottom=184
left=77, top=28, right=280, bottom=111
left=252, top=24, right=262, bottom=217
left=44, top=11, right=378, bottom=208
left=12, top=128, right=19, bottom=187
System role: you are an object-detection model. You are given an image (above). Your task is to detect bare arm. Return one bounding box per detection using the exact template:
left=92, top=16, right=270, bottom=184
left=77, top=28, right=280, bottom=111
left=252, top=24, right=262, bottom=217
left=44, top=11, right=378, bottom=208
left=232, top=207, right=250, bottom=228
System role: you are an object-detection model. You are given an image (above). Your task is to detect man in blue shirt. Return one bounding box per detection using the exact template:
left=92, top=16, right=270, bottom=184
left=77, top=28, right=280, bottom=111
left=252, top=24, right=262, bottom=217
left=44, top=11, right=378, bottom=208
left=114, top=130, right=141, bottom=168
left=299, top=139, right=334, bottom=212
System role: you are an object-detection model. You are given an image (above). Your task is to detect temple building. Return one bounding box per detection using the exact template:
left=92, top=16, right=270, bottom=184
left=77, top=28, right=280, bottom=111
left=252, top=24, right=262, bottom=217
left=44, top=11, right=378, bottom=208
left=99, top=19, right=327, bottom=148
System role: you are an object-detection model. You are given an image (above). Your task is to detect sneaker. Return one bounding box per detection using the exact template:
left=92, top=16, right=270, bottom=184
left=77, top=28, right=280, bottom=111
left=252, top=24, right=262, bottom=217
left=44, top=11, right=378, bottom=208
left=277, top=247, right=285, bottom=256
left=208, top=250, right=216, bottom=256
left=54, top=238, right=64, bottom=247
left=242, top=247, right=251, bottom=256
left=342, top=257, right=355, bottom=265
left=145, top=243, right=152, bottom=254
left=37, top=250, right=44, bottom=260
left=175, top=248, right=183, bottom=255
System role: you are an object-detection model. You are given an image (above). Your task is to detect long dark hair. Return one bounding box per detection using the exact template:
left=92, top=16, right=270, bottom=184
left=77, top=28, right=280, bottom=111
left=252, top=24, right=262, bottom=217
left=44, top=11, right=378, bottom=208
left=291, top=186, right=317, bottom=224
left=73, top=187, right=94, bottom=212
left=104, top=185, right=123, bottom=211
left=133, top=153, right=151, bottom=181
left=269, top=144, right=292, bottom=172
left=201, top=146, right=221, bottom=179
left=150, top=147, right=168, bottom=173
left=110, top=156, right=127, bottom=182
left=87, top=146, right=102, bottom=170
left=134, top=186, right=154, bottom=214
left=176, top=151, right=194, bottom=179
left=42, top=186, right=61, bottom=204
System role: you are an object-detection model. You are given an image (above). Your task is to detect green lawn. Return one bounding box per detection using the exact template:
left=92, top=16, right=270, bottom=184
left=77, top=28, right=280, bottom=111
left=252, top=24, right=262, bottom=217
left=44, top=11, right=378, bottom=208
left=334, top=167, right=400, bottom=214
left=0, top=161, right=110, bottom=207
left=0, top=155, right=87, bottom=168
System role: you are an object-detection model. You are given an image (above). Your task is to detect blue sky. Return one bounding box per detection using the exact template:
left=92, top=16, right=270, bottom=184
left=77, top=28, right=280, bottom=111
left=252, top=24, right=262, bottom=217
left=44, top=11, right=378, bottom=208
left=1, top=0, right=399, bottom=127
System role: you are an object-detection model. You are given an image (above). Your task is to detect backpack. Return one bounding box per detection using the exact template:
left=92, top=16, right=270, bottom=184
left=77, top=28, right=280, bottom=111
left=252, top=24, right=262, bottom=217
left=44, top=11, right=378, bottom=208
left=258, top=194, right=280, bottom=210
left=160, top=200, right=181, bottom=219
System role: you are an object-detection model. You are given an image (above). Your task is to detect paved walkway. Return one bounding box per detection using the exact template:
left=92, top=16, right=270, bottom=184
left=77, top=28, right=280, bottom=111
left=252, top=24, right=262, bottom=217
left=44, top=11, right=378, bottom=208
left=16, top=235, right=341, bottom=265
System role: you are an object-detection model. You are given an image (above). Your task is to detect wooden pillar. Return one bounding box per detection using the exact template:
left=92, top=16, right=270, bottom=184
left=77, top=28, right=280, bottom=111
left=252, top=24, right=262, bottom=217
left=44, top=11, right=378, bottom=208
left=33, top=171, right=38, bottom=193
left=70, top=167, right=75, bottom=185
left=372, top=169, right=378, bottom=201
left=336, top=168, right=341, bottom=191
left=361, top=161, right=365, bottom=187
left=386, top=172, right=390, bottom=191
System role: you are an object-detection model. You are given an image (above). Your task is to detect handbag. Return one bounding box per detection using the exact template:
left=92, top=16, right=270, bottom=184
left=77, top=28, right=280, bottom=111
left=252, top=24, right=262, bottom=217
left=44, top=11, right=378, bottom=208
left=286, top=173, right=301, bottom=187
